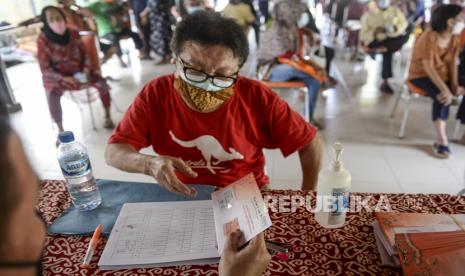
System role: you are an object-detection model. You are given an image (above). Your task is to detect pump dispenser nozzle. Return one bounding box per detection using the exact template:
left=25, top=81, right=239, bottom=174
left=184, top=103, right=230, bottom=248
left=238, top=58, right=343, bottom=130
left=332, top=142, right=344, bottom=171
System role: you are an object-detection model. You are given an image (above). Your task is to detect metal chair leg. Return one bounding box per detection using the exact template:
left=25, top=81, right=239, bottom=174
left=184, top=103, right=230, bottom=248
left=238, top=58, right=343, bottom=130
left=303, top=87, right=310, bottom=122
left=393, top=52, right=402, bottom=79
left=111, top=98, right=124, bottom=113
left=453, top=120, right=461, bottom=141
left=86, top=88, right=97, bottom=130
left=390, top=85, right=404, bottom=118
left=332, top=64, right=354, bottom=103
left=399, top=94, right=411, bottom=139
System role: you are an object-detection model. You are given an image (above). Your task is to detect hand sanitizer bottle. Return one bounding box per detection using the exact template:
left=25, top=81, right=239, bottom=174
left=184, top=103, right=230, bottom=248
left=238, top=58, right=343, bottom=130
left=315, top=143, right=351, bottom=228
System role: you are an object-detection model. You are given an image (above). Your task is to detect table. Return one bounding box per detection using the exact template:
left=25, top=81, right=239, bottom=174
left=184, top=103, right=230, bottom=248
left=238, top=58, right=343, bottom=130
left=38, top=180, right=465, bottom=276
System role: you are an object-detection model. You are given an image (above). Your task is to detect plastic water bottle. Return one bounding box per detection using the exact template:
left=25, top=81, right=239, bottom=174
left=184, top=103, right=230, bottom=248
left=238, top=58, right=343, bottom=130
left=315, top=143, right=351, bottom=228
left=57, top=131, right=101, bottom=211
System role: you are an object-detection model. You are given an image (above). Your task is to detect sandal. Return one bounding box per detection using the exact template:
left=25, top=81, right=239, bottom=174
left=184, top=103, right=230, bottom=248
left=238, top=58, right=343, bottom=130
left=104, top=118, right=115, bottom=129
left=432, top=143, right=451, bottom=159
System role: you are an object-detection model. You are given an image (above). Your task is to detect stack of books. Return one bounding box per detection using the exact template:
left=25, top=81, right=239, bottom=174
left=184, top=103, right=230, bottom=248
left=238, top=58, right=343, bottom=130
left=373, top=213, right=465, bottom=275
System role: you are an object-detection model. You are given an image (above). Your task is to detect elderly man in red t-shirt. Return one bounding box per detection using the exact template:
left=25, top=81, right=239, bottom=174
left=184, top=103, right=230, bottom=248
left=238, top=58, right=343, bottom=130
left=105, top=11, right=323, bottom=197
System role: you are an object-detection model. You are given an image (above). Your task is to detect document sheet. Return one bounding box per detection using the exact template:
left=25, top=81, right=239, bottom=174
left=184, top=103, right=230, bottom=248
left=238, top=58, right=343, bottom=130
left=212, top=174, right=273, bottom=254
left=98, top=200, right=219, bottom=270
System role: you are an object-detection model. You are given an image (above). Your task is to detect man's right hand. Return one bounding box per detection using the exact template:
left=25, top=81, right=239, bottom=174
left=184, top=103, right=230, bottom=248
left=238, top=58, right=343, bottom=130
left=438, top=89, right=453, bottom=105
left=146, top=156, right=198, bottom=197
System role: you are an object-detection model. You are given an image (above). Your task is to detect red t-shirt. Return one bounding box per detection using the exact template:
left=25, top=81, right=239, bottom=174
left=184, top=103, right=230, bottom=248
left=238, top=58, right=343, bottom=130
left=108, top=74, right=317, bottom=187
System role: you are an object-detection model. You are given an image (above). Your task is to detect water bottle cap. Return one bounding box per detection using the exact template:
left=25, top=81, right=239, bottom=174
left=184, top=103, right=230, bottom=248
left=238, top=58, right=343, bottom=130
left=58, top=131, right=75, bottom=143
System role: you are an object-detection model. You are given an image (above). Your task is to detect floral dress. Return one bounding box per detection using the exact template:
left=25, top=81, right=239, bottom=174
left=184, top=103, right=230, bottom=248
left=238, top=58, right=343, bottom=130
left=147, top=0, right=175, bottom=58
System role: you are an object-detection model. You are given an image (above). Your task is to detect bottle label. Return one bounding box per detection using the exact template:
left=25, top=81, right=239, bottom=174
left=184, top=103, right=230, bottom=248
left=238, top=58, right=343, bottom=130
left=60, top=157, right=91, bottom=177
left=330, top=187, right=349, bottom=217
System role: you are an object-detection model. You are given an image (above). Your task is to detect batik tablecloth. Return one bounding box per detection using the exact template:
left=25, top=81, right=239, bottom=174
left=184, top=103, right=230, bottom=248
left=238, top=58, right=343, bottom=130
left=38, top=180, right=465, bottom=276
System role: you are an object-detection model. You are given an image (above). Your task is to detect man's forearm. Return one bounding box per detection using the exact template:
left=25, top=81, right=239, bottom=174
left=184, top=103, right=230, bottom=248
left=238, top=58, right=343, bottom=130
left=105, top=143, right=153, bottom=175
left=299, top=134, right=323, bottom=191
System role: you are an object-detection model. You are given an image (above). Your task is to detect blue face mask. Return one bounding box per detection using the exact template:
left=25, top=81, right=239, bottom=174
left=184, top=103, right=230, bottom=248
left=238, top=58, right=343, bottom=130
left=179, top=72, right=225, bottom=92
left=187, top=6, right=204, bottom=14
left=377, top=0, right=391, bottom=10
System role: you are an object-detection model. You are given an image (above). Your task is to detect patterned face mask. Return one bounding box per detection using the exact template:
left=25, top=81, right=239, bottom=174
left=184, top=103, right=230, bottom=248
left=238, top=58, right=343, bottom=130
left=174, top=77, right=234, bottom=112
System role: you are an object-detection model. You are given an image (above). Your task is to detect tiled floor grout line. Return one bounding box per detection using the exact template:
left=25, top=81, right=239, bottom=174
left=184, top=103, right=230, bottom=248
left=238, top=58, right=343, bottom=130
left=441, top=160, right=463, bottom=188
left=381, top=151, right=405, bottom=193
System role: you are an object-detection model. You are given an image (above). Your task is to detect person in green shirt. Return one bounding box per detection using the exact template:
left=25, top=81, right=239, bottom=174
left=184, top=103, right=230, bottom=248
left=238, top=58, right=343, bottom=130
left=86, top=0, right=146, bottom=65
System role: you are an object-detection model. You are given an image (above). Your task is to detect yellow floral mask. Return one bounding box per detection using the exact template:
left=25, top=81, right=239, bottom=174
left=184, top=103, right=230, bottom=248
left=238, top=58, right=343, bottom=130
left=174, top=77, right=234, bottom=112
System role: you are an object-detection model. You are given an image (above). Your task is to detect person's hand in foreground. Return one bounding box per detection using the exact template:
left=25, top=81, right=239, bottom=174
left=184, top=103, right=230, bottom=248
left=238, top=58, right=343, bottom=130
left=146, top=156, right=198, bottom=197
left=219, top=231, right=271, bottom=276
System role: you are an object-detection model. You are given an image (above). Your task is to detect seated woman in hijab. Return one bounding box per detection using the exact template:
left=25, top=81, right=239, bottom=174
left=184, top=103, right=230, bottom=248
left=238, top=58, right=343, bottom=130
left=37, top=6, right=114, bottom=133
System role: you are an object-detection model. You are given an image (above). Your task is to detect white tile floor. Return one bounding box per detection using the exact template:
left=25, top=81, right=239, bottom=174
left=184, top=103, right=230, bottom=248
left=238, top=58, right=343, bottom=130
left=6, top=40, right=465, bottom=194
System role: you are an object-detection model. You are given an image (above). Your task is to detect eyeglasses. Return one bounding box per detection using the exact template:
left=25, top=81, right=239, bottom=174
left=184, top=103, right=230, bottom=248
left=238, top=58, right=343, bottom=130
left=178, top=57, right=238, bottom=88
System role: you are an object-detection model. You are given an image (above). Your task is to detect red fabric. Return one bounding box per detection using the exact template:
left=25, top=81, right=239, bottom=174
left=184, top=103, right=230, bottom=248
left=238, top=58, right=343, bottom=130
left=108, top=74, right=316, bottom=188
left=278, top=50, right=295, bottom=60
left=38, top=180, right=465, bottom=275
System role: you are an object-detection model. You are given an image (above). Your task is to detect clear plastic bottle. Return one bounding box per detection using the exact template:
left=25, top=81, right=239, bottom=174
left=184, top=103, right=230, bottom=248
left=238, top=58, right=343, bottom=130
left=315, top=143, right=351, bottom=228
left=57, top=131, right=101, bottom=211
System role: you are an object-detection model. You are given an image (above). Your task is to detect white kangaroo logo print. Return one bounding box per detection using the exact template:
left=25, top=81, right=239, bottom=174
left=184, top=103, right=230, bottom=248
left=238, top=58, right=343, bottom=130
left=169, top=130, right=244, bottom=174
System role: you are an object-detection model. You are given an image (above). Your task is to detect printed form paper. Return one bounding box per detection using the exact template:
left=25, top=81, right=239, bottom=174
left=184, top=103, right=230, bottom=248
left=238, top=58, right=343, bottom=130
left=99, top=173, right=272, bottom=269
left=212, top=173, right=272, bottom=254
left=98, top=200, right=219, bottom=270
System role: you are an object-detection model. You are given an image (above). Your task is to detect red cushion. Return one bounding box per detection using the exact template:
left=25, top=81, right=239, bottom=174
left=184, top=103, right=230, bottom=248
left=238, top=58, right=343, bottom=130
left=406, top=81, right=428, bottom=96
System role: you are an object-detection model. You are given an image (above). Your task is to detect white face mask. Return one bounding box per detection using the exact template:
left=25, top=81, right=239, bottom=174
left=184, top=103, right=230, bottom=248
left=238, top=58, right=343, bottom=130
left=297, top=12, right=310, bottom=28
left=179, top=71, right=225, bottom=92
left=187, top=6, right=204, bottom=14
left=377, top=0, right=391, bottom=10
left=452, top=21, right=465, bottom=35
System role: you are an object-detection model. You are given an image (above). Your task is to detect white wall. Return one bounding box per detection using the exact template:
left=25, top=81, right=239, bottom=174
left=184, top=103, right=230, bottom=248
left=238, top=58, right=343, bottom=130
left=0, top=0, right=55, bottom=24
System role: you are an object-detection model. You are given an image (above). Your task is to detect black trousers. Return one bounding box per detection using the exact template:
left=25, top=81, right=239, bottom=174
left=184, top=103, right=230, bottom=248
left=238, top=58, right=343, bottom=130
left=458, top=97, right=465, bottom=124
left=410, top=77, right=451, bottom=121
left=410, top=77, right=465, bottom=124
left=325, top=46, right=335, bottom=74
left=368, top=30, right=411, bottom=80
left=137, top=22, right=151, bottom=56
left=258, top=0, right=270, bottom=22
left=458, top=58, right=465, bottom=124
left=100, top=28, right=144, bottom=56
